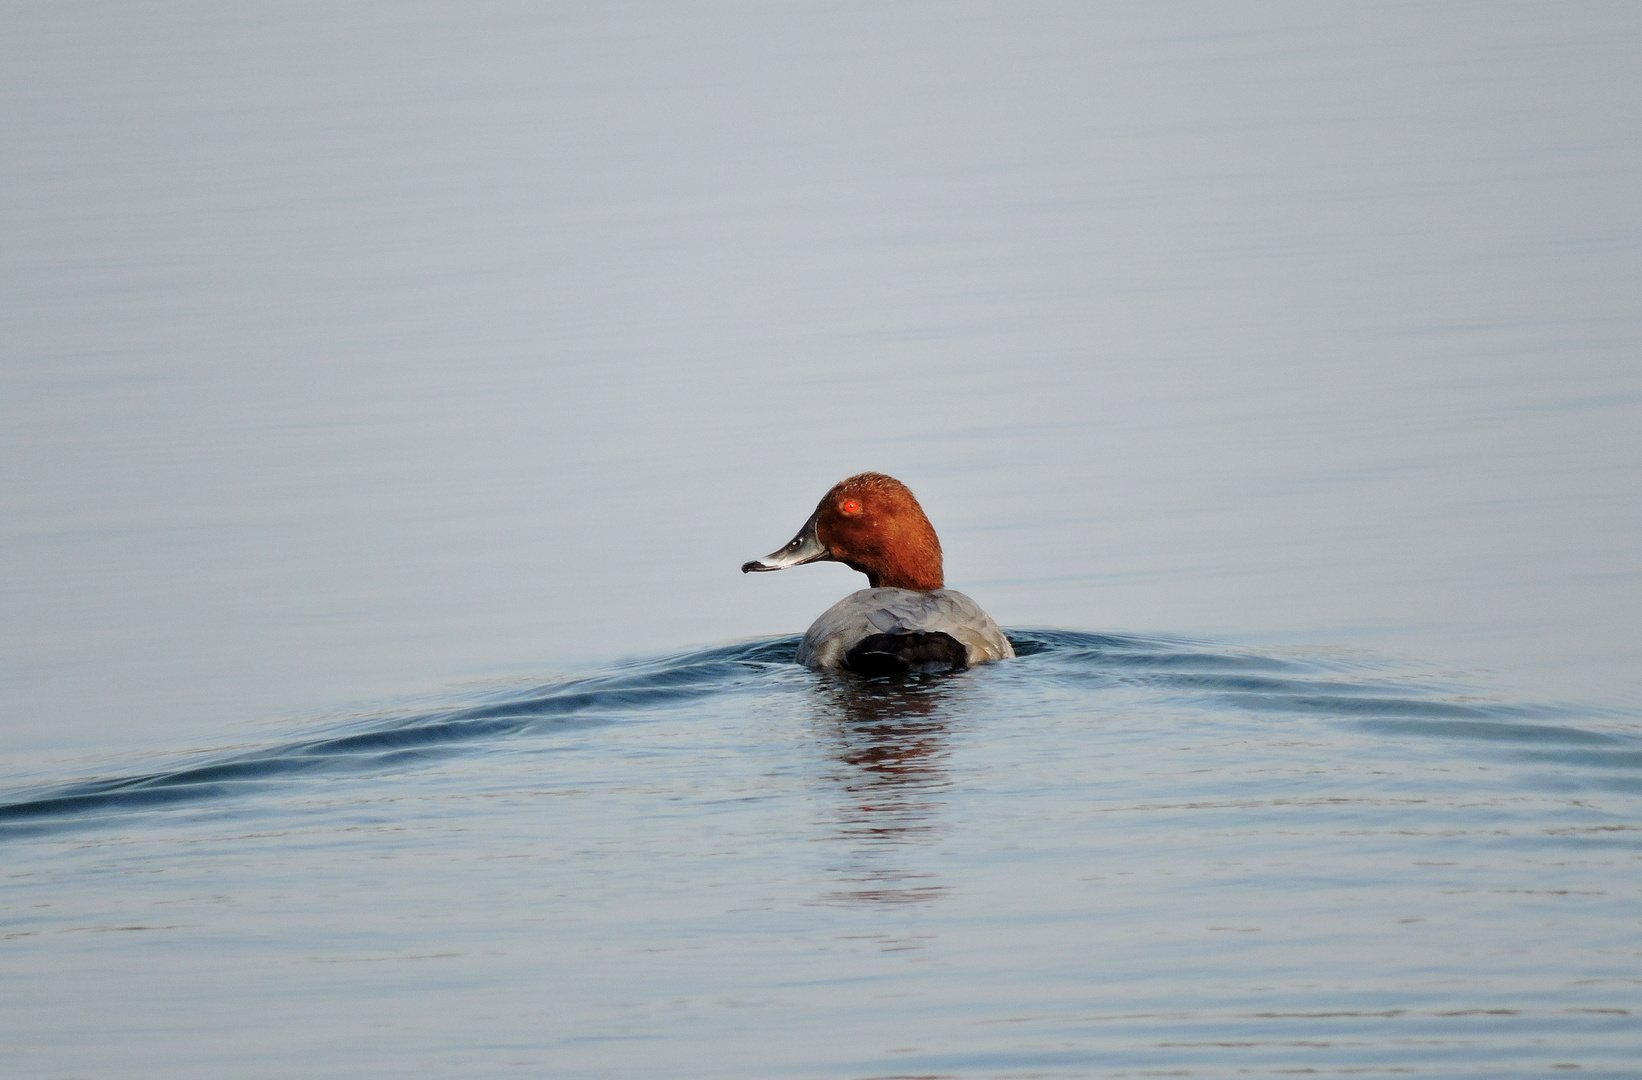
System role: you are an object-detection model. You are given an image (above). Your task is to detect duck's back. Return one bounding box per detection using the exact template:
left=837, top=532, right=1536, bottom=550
left=795, top=587, right=1015, bottom=670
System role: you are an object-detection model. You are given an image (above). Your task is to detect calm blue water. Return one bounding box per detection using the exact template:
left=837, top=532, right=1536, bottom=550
left=4, top=2, right=1641, bottom=1075
left=4, top=633, right=1640, bottom=1076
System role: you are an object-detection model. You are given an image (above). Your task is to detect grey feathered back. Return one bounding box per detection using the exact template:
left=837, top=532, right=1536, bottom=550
left=795, top=587, right=1015, bottom=670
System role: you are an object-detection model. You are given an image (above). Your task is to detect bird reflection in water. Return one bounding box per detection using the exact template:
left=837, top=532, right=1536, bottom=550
left=806, top=673, right=962, bottom=910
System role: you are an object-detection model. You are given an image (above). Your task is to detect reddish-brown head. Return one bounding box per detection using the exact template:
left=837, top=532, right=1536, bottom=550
left=810, top=473, right=945, bottom=591
left=742, top=473, right=945, bottom=591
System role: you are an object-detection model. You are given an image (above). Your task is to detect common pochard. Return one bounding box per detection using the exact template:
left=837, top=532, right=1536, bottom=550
left=742, top=473, right=1015, bottom=674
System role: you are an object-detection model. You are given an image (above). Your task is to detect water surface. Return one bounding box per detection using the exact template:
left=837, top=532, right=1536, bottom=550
left=5, top=632, right=1640, bottom=1077
left=3, top=2, right=1641, bottom=1075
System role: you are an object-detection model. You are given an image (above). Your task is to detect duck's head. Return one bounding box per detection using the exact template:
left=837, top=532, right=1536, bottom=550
left=741, top=472, right=944, bottom=592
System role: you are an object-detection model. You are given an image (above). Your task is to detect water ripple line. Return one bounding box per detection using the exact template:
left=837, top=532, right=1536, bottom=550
left=2, top=630, right=1631, bottom=839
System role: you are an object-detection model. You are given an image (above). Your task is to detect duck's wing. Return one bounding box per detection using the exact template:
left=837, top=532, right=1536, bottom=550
left=921, top=589, right=1015, bottom=664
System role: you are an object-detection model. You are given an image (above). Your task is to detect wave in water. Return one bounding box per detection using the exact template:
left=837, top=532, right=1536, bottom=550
left=0, top=630, right=1630, bottom=839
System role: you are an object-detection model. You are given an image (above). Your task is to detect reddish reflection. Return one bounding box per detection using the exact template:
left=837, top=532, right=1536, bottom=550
left=807, top=674, right=961, bottom=910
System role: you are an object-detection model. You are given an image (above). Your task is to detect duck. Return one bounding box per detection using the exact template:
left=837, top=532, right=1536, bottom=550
left=742, top=472, right=1015, bottom=675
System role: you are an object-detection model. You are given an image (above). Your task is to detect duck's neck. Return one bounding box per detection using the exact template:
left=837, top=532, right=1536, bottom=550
left=863, top=553, right=943, bottom=592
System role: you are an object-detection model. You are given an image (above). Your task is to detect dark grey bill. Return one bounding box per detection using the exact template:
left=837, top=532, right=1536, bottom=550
left=741, top=510, right=829, bottom=573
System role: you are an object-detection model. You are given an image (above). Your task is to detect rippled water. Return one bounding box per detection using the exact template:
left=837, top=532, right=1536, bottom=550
left=4, top=1, right=1641, bottom=1076
left=5, top=635, right=1640, bottom=1076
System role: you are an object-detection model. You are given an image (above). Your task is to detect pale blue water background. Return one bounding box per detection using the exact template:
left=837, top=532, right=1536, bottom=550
left=3, top=2, right=1640, bottom=1076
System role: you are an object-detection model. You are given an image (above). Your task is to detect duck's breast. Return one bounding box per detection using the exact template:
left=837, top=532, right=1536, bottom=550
left=795, top=587, right=1015, bottom=670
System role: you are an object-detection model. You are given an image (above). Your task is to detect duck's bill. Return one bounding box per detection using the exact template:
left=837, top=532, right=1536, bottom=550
left=741, top=510, right=830, bottom=573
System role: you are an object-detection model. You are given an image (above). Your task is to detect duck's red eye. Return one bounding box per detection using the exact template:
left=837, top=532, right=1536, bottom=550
left=840, top=498, right=861, bottom=516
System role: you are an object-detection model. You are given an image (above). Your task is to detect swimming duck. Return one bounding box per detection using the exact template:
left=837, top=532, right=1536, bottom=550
left=742, top=473, right=1015, bottom=675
